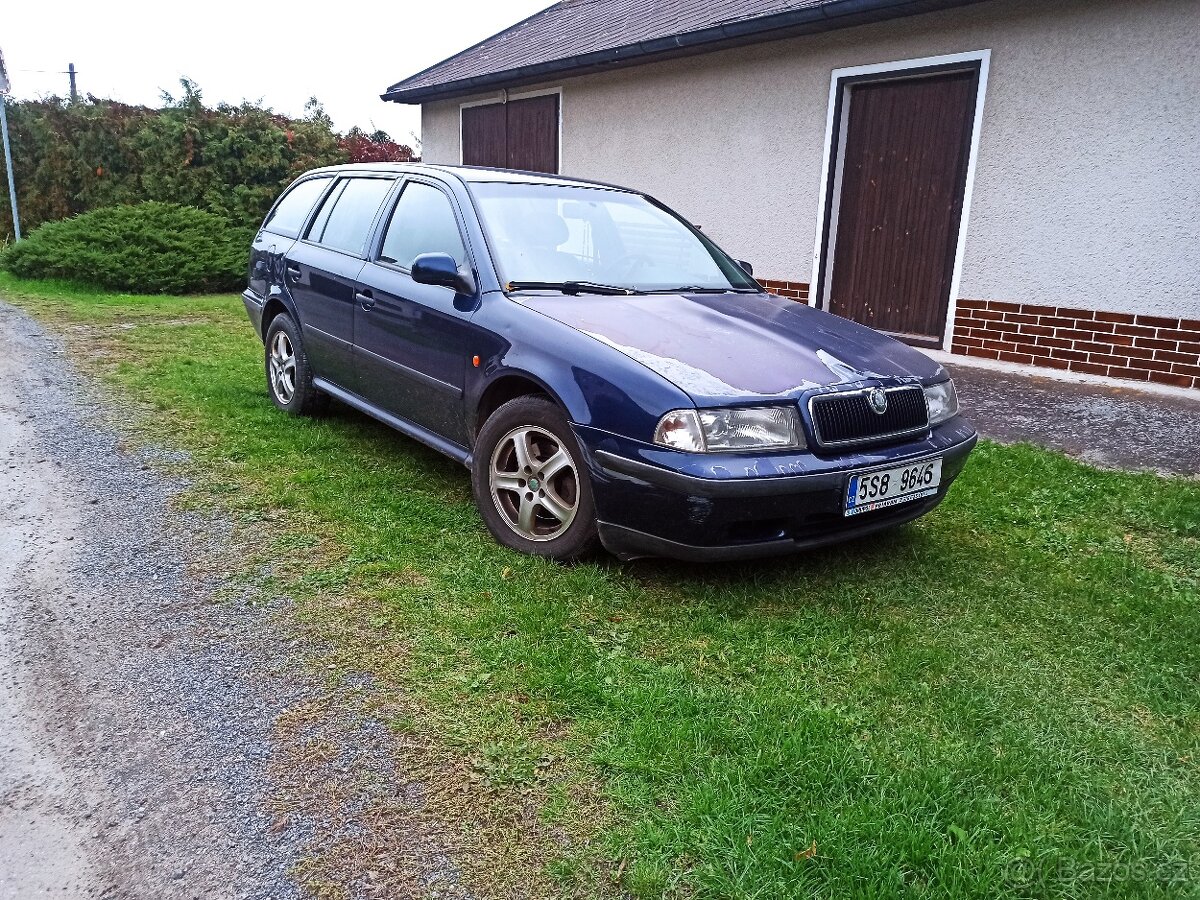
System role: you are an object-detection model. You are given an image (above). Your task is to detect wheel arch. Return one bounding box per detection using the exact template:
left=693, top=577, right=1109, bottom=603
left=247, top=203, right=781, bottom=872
left=472, top=371, right=571, bottom=440
left=260, top=293, right=299, bottom=341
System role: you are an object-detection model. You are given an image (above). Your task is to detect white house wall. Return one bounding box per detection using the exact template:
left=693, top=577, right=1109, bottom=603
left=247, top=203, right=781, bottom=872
left=420, top=0, right=1200, bottom=387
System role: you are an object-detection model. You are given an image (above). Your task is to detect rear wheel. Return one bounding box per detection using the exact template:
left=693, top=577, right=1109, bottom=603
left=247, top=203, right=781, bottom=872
left=472, top=396, right=599, bottom=561
left=264, top=314, right=328, bottom=416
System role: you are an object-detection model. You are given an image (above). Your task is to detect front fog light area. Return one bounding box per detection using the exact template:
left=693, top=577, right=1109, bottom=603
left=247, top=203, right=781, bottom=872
left=655, top=406, right=804, bottom=452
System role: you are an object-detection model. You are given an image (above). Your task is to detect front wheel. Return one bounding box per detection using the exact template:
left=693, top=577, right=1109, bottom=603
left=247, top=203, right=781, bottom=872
left=472, top=396, right=600, bottom=561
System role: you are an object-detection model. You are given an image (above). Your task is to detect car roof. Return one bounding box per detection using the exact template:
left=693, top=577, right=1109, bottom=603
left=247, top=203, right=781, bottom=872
left=301, top=162, right=636, bottom=193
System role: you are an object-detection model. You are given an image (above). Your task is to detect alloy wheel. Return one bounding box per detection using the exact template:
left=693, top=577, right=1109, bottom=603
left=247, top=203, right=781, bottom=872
left=269, top=330, right=297, bottom=404
left=489, top=426, right=579, bottom=541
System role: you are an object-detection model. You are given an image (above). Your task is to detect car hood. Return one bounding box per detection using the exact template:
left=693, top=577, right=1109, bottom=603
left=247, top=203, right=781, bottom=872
left=518, top=291, right=947, bottom=406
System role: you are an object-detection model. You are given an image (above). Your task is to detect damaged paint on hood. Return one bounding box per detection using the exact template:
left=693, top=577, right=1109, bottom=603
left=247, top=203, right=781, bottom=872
left=518, top=291, right=946, bottom=406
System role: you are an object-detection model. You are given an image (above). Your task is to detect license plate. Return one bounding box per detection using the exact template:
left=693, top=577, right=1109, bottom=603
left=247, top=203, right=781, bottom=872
left=844, top=457, right=942, bottom=517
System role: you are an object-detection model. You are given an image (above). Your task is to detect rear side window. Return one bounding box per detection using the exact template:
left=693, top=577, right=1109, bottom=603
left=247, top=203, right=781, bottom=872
left=307, top=177, right=396, bottom=256
left=264, top=177, right=330, bottom=237
left=378, top=182, right=466, bottom=268
left=305, top=180, right=347, bottom=244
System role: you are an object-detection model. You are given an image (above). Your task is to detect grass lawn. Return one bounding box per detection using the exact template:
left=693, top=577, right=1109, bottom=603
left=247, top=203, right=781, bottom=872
left=3, top=273, right=1198, bottom=899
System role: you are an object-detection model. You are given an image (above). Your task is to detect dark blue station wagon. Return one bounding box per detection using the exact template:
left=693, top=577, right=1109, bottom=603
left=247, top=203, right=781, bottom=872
left=243, top=163, right=977, bottom=561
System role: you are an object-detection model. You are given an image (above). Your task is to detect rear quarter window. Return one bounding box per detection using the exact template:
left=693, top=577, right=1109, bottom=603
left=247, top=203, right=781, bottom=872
left=307, top=177, right=397, bottom=256
left=263, top=177, right=331, bottom=238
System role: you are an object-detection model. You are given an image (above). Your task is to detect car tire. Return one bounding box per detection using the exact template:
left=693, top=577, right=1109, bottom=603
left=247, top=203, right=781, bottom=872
left=472, top=396, right=600, bottom=562
left=264, top=314, right=328, bottom=416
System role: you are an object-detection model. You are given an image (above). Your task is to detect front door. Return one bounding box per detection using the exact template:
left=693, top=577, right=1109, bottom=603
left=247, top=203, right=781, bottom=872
left=354, top=179, right=476, bottom=447
left=824, top=69, right=978, bottom=344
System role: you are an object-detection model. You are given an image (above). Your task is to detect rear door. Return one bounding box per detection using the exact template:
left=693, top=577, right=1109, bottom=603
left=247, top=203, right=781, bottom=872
left=251, top=175, right=333, bottom=300
left=284, top=175, right=397, bottom=388
left=354, top=178, right=476, bottom=446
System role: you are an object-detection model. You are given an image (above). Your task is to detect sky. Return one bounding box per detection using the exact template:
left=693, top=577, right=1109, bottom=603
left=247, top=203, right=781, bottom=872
left=0, top=0, right=551, bottom=148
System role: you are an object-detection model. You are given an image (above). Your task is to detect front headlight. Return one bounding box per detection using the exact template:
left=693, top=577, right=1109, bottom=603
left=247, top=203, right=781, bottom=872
left=654, top=406, right=804, bottom=452
left=924, top=379, right=960, bottom=425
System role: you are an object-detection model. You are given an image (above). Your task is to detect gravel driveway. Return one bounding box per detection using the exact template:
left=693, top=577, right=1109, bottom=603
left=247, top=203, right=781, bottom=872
left=0, top=305, right=466, bottom=899
left=0, top=308, right=316, bottom=897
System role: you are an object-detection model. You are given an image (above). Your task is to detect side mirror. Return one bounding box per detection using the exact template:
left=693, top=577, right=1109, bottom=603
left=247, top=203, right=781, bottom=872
left=737, top=260, right=754, bottom=277
left=411, top=252, right=476, bottom=295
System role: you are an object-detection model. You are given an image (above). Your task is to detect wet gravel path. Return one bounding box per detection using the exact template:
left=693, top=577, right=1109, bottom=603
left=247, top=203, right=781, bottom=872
left=0, top=306, right=310, bottom=898
left=949, top=364, right=1200, bottom=477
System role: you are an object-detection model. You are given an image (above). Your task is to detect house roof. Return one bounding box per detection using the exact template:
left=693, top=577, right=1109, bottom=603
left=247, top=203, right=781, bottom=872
left=382, top=0, right=988, bottom=104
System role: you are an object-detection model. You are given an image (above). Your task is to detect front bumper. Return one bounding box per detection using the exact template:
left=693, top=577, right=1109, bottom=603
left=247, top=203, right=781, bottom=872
left=574, top=417, right=978, bottom=561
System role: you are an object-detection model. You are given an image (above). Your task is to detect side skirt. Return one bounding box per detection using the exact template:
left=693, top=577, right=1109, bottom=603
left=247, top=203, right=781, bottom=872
left=312, top=378, right=473, bottom=468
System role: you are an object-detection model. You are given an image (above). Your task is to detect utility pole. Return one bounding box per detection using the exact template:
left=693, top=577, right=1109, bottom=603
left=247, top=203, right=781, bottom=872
left=68, top=63, right=78, bottom=103
left=0, top=47, right=20, bottom=241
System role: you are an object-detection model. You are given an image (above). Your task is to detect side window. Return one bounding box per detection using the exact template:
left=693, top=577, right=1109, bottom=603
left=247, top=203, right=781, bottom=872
left=378, top=182, right=467, bottom=269
left=306, top=177, right=396, bottom=256
left=263, top=177, right=331, bottom=237
left=304, top=180, right=347, bottom=245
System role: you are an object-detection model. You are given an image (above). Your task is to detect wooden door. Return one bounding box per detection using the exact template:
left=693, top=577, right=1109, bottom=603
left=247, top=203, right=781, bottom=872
left=461, top=102, right=507, bottom=167
left=460, top=95, right=559, bottom=174
left=506, top=94, right=559, bottom=173
left=826, top=71, right=976, bottom=342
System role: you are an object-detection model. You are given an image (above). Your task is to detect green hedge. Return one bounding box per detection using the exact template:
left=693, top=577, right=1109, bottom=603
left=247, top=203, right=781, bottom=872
left=0, top=202, right=254, bottom=294
left=0, top=81, right=414, bottom=242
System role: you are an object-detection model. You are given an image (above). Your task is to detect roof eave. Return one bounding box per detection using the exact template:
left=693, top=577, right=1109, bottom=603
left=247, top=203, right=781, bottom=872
left=381, top=0, right=989, bottom=105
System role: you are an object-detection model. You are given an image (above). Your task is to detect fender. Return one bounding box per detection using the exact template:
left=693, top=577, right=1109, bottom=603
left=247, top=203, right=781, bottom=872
left=258, top=286, right=301, bottom=342
left=465, top=291, right=693, bottom=444
left=466, top=364, right=578, bottom=444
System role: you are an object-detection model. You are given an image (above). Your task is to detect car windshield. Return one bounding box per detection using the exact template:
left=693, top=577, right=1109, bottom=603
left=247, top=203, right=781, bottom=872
left=469, top=181, right=759, bottom=294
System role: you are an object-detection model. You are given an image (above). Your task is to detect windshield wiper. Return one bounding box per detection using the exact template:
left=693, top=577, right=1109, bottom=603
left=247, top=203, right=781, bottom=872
left=645, top=286, right=761, bottom=294
left=506, top=280, right=639, bottom=296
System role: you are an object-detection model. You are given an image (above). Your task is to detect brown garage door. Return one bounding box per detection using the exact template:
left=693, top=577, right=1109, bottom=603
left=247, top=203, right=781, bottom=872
left=461, top=94, right=559, bottom=174
left=826, top=70, right=977, bottom=343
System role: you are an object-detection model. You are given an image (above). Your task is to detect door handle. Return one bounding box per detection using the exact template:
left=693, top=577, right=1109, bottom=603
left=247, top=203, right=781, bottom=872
left=285, top=262, right=302, bottom=281
left=355, top=289, right=375, bottom=310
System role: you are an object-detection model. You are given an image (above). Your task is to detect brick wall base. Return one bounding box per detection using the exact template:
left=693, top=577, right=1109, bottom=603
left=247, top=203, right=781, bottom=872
left=758, top=279, right=1199, bottom=391
left=757, top=277, right=810, bottom=303
left=952, top=300, right=1200, bottom=390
